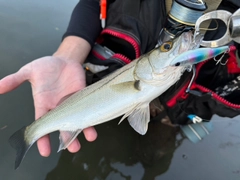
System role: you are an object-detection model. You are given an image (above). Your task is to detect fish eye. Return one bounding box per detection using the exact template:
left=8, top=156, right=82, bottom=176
left=175, top=62, right=181, bottom=66
left=160, top=41, right=173, bottom=52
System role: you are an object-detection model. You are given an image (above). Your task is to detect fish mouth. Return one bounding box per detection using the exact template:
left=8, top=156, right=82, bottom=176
left=172, top=31, right=203, bottom=54
left=173, top=31, right=194, bottom=54
left=161, top=32, right=193, bottom=67
left=168, top=31, right=204, bottom=66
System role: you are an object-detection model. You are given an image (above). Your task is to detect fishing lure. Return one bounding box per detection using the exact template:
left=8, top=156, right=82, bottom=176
left=170, top=46, right=229, bottom=67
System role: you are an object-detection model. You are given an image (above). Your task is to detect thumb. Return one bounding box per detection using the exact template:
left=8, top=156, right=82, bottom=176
left=0, top=68, right=29, bottom=94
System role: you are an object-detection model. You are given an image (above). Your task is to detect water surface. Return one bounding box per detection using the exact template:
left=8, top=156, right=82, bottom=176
left=0, top=1, right=240, bottom=180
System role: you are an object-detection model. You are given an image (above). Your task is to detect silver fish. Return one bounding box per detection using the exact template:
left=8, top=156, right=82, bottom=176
left=8, top=32, right=228, bottom=169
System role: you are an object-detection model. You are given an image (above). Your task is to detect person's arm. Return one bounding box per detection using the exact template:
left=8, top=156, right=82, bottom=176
left=0, top=36, right=98, bottom=157
left=32, top=0, right=103, bottom=156
left=35, top=36, right=95, bottom=157
left=0, top=0, right=101, bottom=157
left=54, top=36, right=91, bottom=64
left=63, top=0, right=102, bottom=48
left=55, top=0, right=101, bottom=64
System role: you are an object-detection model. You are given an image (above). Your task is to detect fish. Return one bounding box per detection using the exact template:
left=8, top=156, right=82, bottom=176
left=8, top=31, right=229, bottom=169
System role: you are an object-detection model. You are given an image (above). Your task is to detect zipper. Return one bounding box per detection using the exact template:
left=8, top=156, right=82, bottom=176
left=193, top=47, right=240, bottom=108
left=92, top=50, right=106, bottom=60
left=166, top=77, right=191, bottom=107
left=194, top=84, right=240, bottom=108
left=167, top=45, right=240, bottom=108
left=112, top=53, right=132, bottom=64
left=101, top=27, right=141, bottom=59
left=167, top=71, right=240, bottom=109
left=92, top=48, right=131, bottom=65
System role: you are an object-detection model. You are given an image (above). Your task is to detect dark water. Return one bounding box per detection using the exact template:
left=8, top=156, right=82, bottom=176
left=0, top=1, right=240, bottom=180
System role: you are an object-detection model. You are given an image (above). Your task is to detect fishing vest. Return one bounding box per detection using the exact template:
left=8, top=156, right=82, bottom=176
left=85, top=0, right=240, bottom=125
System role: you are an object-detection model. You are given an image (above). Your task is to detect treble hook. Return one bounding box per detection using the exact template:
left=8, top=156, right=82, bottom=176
left=213, top=48, right=230, bottom=65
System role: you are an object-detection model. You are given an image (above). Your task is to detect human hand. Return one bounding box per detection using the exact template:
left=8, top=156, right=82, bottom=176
left=0, top=56, right=97, bottom=156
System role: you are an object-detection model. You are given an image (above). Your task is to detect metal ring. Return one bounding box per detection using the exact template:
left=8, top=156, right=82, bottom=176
left=194, top=10, right=232, bottom=47
left=230, top=8, right=240, bottom=44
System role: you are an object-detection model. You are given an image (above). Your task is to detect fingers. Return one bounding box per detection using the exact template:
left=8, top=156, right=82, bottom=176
left=37, top=135, right=51, bottom=157
left=67, top=139, right=81, bottom=153
left=0, top=69, right=28, bottom=94
left=65, top=127, right=97, bottom=153
left=83, top=127, right=98, bottom=142
left=34, top=107, right=97, bottom=155
left=35, top=106, right=52, bottom=156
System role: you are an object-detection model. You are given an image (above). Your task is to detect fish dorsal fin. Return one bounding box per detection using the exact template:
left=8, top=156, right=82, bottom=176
left=58, top=130, right=82, bottom=152
left=119, top=103, right=150, bottom=135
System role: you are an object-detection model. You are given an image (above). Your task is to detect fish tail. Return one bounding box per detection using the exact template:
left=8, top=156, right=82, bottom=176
left=8, top=126, right=32, bottom=169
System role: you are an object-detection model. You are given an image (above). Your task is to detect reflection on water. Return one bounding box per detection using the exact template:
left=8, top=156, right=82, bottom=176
left=1, top=1, right=240, bottom=180
left=46, top=121, right=181, bottom=180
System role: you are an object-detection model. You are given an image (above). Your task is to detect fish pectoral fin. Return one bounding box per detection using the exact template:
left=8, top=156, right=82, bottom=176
left=127, top=103, right=150, bottom=135
left=111, top=80, right=142, bottom=92
left=58, top=130, right=82, bottom=152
